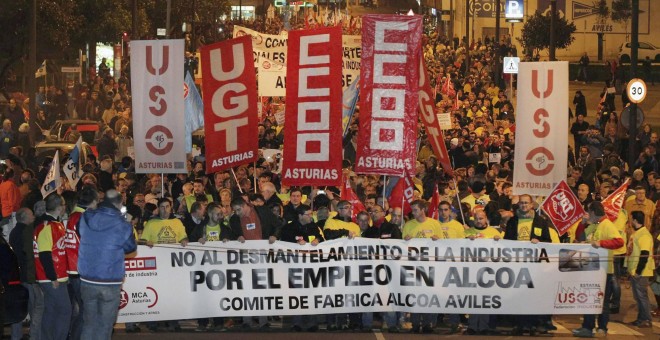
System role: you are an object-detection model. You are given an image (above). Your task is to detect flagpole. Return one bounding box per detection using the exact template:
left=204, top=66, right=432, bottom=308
left=253, top=161, right=257, bottom=193
left=381, top=175, right=387, bottom=209
left=230, top=168, right=244, bottom=194
left=452, top=178, right=467, bottom=226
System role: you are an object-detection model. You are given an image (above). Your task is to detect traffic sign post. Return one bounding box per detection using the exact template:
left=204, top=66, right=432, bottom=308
left=503, top=57, right=520, bottom=99
left=626, top=78, right=647, bottom=104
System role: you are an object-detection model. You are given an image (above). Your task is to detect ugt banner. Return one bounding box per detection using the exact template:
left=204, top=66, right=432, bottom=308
left=131, top=40, right=186, bottom=173
left=355, top=15, right=422, bottom=176
left=541, top=180, right=586, bottom=236
left=282, top=26, right=343, bottom=187
left=116, top=239, right=606, bottom=323
left=201, top=36, right=259, bottom=173
left=513, top=62, right=568, bottom=196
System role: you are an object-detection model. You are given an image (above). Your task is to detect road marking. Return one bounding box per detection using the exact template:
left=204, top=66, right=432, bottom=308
left=552, top=322, right=572, bottom=334
left=374, top=330, right=386, bottom=340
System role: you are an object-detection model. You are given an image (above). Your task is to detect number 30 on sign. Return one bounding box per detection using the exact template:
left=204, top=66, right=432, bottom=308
left=626, top=78, right=647, bottom=104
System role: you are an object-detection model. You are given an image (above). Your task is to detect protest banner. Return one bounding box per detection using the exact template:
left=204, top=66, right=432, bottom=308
left=282, top=26, right=343, bottom=187
left=117, top=238, right=607, bottom=322
left=201, top=36, right=259, bottom=173
left=513, top=61, right=568, bottom=195
left=355, top=15, right=422, bottom=176
left=131, top=40, right=186, bottom=173
left=257, top=57, right=286, bottom=97
left=541, top=180, right=586, bottom=236
left=418, top=57, right=453, bottom=176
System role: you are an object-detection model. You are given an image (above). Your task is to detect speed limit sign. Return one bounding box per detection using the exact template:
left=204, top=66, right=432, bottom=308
left=626, top=78, right=647, bottom=104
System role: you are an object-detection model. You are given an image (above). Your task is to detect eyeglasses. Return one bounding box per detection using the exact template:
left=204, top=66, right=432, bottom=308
left=370, top=210, right=383, bottom=214
left=135, top=200, right=145, bottom=203
left=358, top=219, right=370, bottom=223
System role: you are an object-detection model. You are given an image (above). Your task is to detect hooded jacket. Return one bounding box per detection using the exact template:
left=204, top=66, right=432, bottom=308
left=77, top=201, right=137, bottom=284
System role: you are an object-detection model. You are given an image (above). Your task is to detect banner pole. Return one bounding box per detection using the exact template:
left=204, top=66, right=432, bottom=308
left=253, top=161, right=257, bottom=193
left=453, top=178, right=466, bottom=225
left=161, top=173, right=164, bottom=199
left=382, top=175, right=387, bottom=209
left=230, top=168, right=244, bottom=194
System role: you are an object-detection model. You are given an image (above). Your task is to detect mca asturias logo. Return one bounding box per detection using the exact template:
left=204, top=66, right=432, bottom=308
left=121, top=287, right=159, bottom=309
left=124, top=257, right=157, bottom=271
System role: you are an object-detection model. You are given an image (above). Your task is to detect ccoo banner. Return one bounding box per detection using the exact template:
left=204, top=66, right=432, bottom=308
left=355, top=14, right=422, bottom=176
left=117, top=239, right=606, bottom=322
left=201, top=36, right=259, bottom=173
left=513, top=61, right=568, bottom=196
left=131, top=40, right=186, bottom=173
left=281, top=26, right=343, bottom=187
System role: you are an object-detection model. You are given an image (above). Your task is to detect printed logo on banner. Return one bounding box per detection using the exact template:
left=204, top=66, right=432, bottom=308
left=122, top=287, right=159, bottom=309
left=125, top=257, right=158, bottom=271
left=558, top=249, right=600, bottom=272
left=120, top=290, right=129, bottom=309
left=555, top=282, right=604, bottom=310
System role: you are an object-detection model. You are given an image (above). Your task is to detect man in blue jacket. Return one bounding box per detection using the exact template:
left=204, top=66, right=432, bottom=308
left=77, top=189, right=136, bottom=339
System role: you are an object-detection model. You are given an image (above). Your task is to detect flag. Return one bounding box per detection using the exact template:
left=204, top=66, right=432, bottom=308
left=341, top=75, right=360, bottom=137
left=388, top=170, right=415, bottom=215
left=602, top=179, right=630, bottom=221
left=540, top=180, right=586, bottom=236
left=41, top=150, right=61, bottom=198
left=63, top=137, right=83, bottom=189
left=340, top=176, right=366, bottom=222
left=35, top=60, right=47, bottom=78
left=428, top=184, right=441, bottom=220
left=184, top=72, right=204, bottom=153
left=441, top=74, right=456, bottom=98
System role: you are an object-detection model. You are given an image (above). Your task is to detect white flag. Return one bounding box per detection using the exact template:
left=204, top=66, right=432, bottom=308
left=41, top=150, right=62, bottom=198
left=63, top=137, right=83, bottom=190
left=35, top=60, right=47, bottom=78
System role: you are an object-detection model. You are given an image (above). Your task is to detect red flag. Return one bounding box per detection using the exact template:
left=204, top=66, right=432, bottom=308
left=388, top=170, right=415, bottom=215
left=428, top=184, right=441, bottom=220
left=201, top=36, right=258, bottom=173
left=282, top=26, right=343, bottom=187
left=340, top=176, right=366, bottom=221
left=441, top=74, right=456, bottom=98
left=418, top=57, right=454, bottom=177
left=355, top=14, right=422, bottom=176
left=602, top=179, right=630, bottom=221
left=541, top=180, right=586, bottom=236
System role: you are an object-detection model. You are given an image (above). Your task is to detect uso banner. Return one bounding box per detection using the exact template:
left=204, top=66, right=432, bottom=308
left=282, top=26, right=343, bottom=187
left=117, top=239, right=606, bottom=322
left=513, top=62, right=568, bottom=196
left=201, top=36, right=259, bottom=173
left=418, top=57, right=453, bottom=176
left=355, top=15, right=422, bottom=176
left=131, top=40, right=186, bottom=173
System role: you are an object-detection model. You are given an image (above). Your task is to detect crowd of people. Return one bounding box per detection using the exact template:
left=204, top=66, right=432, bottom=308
left=1, top=13, right=660, bottom=339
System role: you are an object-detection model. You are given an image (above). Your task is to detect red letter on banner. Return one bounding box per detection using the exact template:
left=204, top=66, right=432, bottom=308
left=282, top=26, right=343, bottom=187
left=201, top=36, right=258, bottom=173
left=355, top=15, right=422, bottom=176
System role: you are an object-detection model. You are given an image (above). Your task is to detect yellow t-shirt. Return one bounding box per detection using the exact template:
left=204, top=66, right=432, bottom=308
left=205, top=224, right=222, bottom=242
left=323, top=218, right=360, bottom=238
left=515, top=218, right=533, bottom=241
left=141, top=218, right=188, bottom=244
left=402, top=218, right=444, bottom=239
left=627, top=227, right=655, bottom=277
left=439, top=219, right=465, bottom=239
left=612, top=210, right=628, bottom=256
left=588, top=218, right=623, bottom=274
left=465, top=226, right=502, bottom=239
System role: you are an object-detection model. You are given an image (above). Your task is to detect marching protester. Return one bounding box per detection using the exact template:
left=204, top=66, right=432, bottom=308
left=626, top=211, right=654, bottom=328
left=77, top=189, right=136, bottom=339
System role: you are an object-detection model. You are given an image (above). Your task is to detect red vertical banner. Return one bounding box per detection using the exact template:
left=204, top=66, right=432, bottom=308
left=355, top=15, right=422, bottom=176
left=201, top=36, right=258, bottom=173
left=282, top=26, right=343, bottom=187
left=418, top=57, right=453, bottom=177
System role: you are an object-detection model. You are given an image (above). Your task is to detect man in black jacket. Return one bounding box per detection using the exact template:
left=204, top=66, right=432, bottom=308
left=280, top=204, right=324, bottom=245
left=228, top=198, right=283, bottom=330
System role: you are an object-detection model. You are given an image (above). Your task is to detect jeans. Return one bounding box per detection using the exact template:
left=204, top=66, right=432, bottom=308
left=611, top=255, right=624, bottom=309
left=410, top=313, right=437, bottom=328
left=468, top=314, right=490, bottom=332
left=68, top=277, right=83, bottom=340
left=40, top=282, right=72, bottom=340
left=578, top=67, right=588, bottom=82
left=80, top=282, right=121, bottom=340
left=631, top=276, right=652, bottom=322
left=582, top=273, right=613, bottom=332
left=24, top=283, right=44, bottom=340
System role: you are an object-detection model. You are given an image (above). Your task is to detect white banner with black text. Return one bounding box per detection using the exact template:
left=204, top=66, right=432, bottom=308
left=117, top=238, right=606, bottom=322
